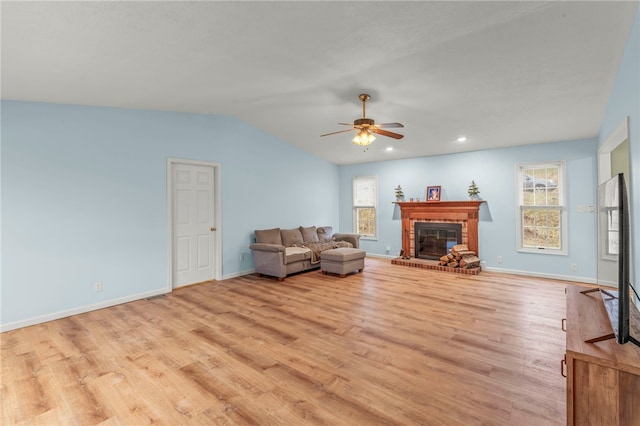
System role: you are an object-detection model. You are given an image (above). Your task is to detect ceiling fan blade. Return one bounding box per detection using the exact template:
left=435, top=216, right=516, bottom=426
left=375, top=122, right=404, bottom=129
left=370, top=128, right=404, bottom=139
left=338, top=123, right=356, bottom=126
left=320, top=128, right=357, bottom=137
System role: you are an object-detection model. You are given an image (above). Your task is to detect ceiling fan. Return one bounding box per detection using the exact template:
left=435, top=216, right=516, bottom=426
left=320, top=93, right=404, bottom=146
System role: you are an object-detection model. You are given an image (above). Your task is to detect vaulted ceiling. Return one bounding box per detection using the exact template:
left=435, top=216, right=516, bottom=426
left=2, top=1, right=638, bottom=165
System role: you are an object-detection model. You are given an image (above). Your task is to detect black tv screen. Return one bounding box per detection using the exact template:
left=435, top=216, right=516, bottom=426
left=597, top=173, right=639, bottom=346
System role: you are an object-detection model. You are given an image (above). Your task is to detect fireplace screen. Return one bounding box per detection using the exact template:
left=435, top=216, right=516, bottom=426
left=415, top=222, right=462, bottom=260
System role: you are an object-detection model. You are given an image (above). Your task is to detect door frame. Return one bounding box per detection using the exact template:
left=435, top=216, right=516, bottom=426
left=166, top=158, right=222, bottom=292
left=598, top=116, right=629, bottom=184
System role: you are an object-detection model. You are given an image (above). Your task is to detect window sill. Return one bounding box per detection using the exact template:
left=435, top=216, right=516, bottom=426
left=517, top=248, right=567, bottom=256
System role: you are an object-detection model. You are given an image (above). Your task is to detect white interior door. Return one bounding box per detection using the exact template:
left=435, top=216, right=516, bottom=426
left=172, top=163, right=216, bottom=288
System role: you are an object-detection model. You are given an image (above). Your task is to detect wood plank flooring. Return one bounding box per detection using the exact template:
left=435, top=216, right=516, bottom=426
left=1, top=258, right=575, bottom=425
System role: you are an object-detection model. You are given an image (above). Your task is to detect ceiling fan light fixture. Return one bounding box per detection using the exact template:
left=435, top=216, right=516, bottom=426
left=321, top=93, right=404, bottom=145
left=352, top=130, right=376, bottom=146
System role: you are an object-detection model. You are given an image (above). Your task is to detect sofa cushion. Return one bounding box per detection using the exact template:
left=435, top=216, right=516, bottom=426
left=317, top=226, right=334, bottom=241
left=285, top=246, right=312, bottom=263
left=281, top=228, right=304, bottom=247
left=300, top=226, right=319, bottom=243
left=255, top=228, right=282, bottom=245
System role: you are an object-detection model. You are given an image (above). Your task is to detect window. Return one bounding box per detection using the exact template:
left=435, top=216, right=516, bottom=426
left=605, top=208, right=619, bottom=256
left=516, top=161, right=566, bottom=254
left=352, top=175, right=377, bottom=239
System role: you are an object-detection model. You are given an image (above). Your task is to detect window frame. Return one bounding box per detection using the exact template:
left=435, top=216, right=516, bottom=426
left=352, top=175, right=378, bottom=240
left=604, top=207, right=619, bottom=257
left=515, top=161, right=568, bottom=255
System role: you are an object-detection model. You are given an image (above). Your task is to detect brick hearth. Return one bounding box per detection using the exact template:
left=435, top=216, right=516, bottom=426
left=391, top=257, right=481, bottom=275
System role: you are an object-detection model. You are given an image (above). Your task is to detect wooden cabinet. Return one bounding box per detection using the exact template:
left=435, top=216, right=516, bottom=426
left=565, top=285, right=640, bottom=425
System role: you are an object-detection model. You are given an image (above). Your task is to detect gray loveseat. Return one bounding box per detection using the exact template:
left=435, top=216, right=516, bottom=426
left=250, top=226, right=361, bottom=281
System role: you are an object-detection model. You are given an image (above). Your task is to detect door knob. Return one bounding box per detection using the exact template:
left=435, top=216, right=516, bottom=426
left=210, top=226, right=217, bottom=231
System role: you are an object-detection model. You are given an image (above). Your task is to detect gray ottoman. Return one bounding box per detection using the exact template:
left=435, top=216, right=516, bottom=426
left=321, top=247, right=366, bottom=277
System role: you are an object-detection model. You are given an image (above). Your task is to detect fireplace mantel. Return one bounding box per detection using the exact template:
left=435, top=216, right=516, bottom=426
left=395, top=201, right=484, bottom=257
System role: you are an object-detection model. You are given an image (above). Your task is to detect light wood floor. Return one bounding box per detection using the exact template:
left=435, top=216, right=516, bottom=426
left=1, top=258, right=576, bottom=425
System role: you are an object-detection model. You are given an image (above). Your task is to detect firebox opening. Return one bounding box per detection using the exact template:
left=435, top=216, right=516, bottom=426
left=415, top=222, right=462, bottom=260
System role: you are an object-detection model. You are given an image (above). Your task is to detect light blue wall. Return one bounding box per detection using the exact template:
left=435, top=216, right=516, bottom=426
left=599, top=9, right=640, bottom=287
left=1, top=101, right=339, bottom=329
left=339, top=138, right=599, bottom=281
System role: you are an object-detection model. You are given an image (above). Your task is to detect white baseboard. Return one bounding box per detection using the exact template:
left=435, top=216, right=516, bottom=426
left=482, top=266, right=597, bottom=284
left=364, top=253, right=396, bottom=259
left=0, top=288, right=169, bottom=333
left=368, top=253, right=596, bottom=283
left=222, top=268, right=256, bottom=280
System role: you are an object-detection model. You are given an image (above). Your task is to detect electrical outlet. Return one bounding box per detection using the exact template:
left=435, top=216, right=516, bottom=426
left=571, top=263, right=578, bottom=272
left=497, top=256, right=503, bottom=264
left=95, top=281, right=103, bottom=292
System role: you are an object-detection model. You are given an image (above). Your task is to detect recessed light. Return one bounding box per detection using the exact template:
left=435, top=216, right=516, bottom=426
left=457, top=136, right=467, bottom=142
left=385, top=146, right=394, bottom=152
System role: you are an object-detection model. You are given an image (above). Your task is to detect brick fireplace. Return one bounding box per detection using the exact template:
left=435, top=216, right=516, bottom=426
left=395, top=201, right=483, bottom=259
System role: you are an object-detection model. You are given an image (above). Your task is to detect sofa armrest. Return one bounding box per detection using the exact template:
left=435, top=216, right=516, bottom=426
left=250, top=243, right=286, bottom=253
left=250, top=243, right=287, bottom=279
left=334, top=233, right=361, bottom=249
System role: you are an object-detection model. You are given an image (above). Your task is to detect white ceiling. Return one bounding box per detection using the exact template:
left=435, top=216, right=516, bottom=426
left=2, top=1, right=638, bottom=165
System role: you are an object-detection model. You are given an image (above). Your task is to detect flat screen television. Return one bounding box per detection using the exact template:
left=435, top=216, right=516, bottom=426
left=595, top=173, right=639, bottom=346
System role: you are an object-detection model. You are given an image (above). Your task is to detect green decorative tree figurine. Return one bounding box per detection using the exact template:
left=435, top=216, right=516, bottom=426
left=468, top=180, right=480, bottom=200
left=394, top=185, right=405, bottom=201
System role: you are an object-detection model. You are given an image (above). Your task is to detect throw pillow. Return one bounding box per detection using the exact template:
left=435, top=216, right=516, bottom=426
left=317, top=226, right=334, bottom=241
left=255, top=228, right=282, bottom=245
left=281, top=228, right=304, bottom=247
left=300, top=226, right=319, bottom=243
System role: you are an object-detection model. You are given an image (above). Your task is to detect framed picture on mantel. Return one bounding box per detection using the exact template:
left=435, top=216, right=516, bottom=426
left=426, top=186, right=441, bottom=201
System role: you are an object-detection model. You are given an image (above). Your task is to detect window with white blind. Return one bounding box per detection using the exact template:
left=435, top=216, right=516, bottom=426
left=516, top=161, right=567, bottom=254
left=352, top=175, right=377, bottom=239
